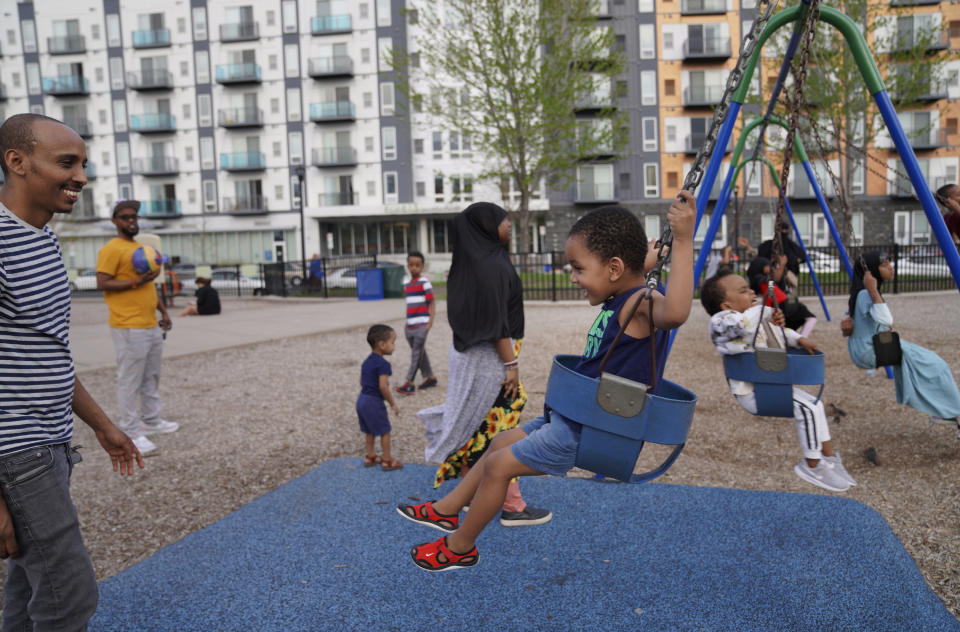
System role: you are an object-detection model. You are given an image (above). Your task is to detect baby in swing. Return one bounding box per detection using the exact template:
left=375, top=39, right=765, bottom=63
left=700, top=270, right=856, bottom=492
left=397, top=192, right=696, bottom=571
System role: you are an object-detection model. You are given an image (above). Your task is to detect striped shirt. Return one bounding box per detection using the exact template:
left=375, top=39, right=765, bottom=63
left=404, top=275, right=434, bottom=327
left=0, top=204, right=75, bottom=456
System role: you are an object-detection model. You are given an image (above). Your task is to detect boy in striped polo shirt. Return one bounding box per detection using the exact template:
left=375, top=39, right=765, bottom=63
left=396, top=251, right=438, bottom=395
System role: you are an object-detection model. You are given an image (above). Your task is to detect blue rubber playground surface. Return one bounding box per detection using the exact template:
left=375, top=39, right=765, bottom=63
left=92, top=459, right=959, bottom=631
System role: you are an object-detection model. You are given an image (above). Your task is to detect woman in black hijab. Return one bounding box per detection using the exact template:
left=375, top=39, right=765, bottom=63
left=416, top=202, right=551, bottom=526
left=746, top=255, right=817, bottom=335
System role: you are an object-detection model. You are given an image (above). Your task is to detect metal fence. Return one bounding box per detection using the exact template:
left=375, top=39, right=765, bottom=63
left=261, top=254, right=378, bottom=298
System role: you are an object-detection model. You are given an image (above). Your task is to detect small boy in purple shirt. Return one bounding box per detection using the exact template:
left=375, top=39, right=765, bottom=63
left=357, top=324, right=403, bottom=471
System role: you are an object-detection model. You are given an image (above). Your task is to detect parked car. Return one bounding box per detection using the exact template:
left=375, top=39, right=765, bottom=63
left=283, top=262, right=305, bottom=286
left=181, top=268, right=264, bottom=295
left=172, top=263, right=197, bottom=281
left=896, top=256, right=951, bottom=277
left=799, top=251, right=842, bottom=274
left=69, top=269, right=99, bottom=291
left=325, top=267, right=359, bottom=289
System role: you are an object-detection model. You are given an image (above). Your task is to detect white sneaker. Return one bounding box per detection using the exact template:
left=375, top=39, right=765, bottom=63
left=794, top=461, right=850, bottom=492
left=140, top=419, right=179, bottom=435
left=823, top=454, right=856, bottom=487
left=132, top=435, right=158, bottom=456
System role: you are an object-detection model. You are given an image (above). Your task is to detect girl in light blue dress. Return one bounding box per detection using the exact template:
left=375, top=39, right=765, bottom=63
left=845, top=251, right=960, bottom=433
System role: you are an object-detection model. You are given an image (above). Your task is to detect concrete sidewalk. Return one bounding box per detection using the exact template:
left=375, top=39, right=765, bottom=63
left=69, top=297, right=432, bottom=372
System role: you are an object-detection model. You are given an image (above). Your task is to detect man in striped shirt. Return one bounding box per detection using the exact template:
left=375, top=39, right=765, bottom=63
left=0, top=113, right=143, bottom=629
left=395, top=251, right=438, bottom=395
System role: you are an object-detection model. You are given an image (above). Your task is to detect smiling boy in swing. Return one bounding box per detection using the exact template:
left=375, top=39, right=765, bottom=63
left=398, top=193, right=696, bottom=571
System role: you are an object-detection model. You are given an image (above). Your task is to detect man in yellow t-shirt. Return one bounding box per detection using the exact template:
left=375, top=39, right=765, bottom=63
left=96, top=200, right=177, bottom=456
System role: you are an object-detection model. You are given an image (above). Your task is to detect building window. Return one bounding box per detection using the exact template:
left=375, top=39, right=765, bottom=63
left=178, top=17, right=187, bottom=34
left=434, top=176, right=444, bottom=202
left=365, top=136, right=374, bottom=152
left=105, top=16, right=121, bottom=47
left=183, top=103, right=191, bottom=120
left=377, top=0, right=392, bottom=27
left=638, top=0, right=654, bottom=11
left=431, top=219, right=454, bottom=253
left=25, top=63, right=40, bottom=95
left=101, top=151, right=110, bottom=166
left=640, top=71, right=657, bottom=106
left=283, top=1, right=298, bottom=33
left=414, top=139, right=424, bottom=154
left=619, top=172, right=631, bottom=191
left=664, top=79, right=675, bottom=96
left=198, top=94, right=212, bottom=126
left=360, top=3, right=369, bottom=19
left=287, top=88, right=301, bottom=121
left=411, top=52, right=420, bottom=68
left=284, top=44, right=300, bottom=78
left=112, top=100, right=127, bottom=132
left=666, top=172, right=678, bottom=189
left=378, top=37, right=393, bottom=72
left=119, top=184, right=132, bottom=200
left=644, top=163, right=659, bottom=197
left=289, top=131, right=303, bottom=164
left=21, top=20, right=37, bottom=53
left=361, top=48, right=371, bottom=64
left=200, top=137, right=214, bottom=169
left=116, top=142, right=130, bottom=174
left=363, top=92, right=373, bottom=108
left=99, top=109, right=108, bottom=125
left=384, top=172, right=398, bottom=204
left=642, top=117, right=658, bottom=152
left=185, top=147, right=193, bottom=162
left=433, top=131, right=443, bottom=157
left=180, top=61, right=189, bottom=77
left=195, top=51, right=210, bottom=83
left=271, top=98, right=280, bottom=114
left=380, top=82, right=395, bottom=116
left=273, top=142, right=283, bottom=158
left=382, top=127, right=397, bottom=161
left=267, top=10, right=276, bottom=26
left=109, top=58, right=124, bottom=90
left=415, top=181, right=425, bottom=197
left=639, top=24, right=655, bottom=59
left=192, top=7, right=207, bottom=40
left=203, top=180, right=216, bottom=208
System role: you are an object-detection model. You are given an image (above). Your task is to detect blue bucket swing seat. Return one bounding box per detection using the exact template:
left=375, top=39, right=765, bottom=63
left=722, top=282, right=826, bottom=418
left=543, top=288, right=698, bottom=483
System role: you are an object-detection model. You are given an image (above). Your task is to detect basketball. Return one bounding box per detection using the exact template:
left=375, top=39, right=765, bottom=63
left=132, top=245, right=164, bottom=274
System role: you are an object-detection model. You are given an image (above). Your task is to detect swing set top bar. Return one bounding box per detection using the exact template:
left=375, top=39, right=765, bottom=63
left=732, top=5, right=885, bottom=104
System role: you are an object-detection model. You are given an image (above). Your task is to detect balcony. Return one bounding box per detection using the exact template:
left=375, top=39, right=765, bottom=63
left=311, top=15, right=352, bottom=35
left=220, top=151, right=266, bottom=171
left=308, top=56, right=354, bottom=79
left=218, top=107, right=264, bottom=128
left=901, top=127, right=948, bottom=151
left=575, top=182, right=617, bottom=204
left=318, top=191, right=358, bottom=206
left=84, top=162, right=96, bottom=181
left=574, top=93, right=614, bottom=111
left=127, top=69, right=174, bottom=91
left=132, top=28, right=171, bottom=48
left=48, top=35, right=86, bottom=55
left=63, top=118, right=92, bottom=139
left=683, top=36, right=731, bottom=60
left=133, top=156, right=180, bottom=176
left=894, top=28, right=950, bottom=53
left=684, top=134, right=733, bottom=154
left=309, top=101, right=356, bottom=123
left=141, top=199, right=182, bottom=218
left=216, top=63, right=262, bottom=85
left=589, top=0, right=611, bottom=18
left=681, top=0, right=727, bottom=14
left=890, top=0, right=940, bottom=5
left=220, top=22, right=259, bottom=42
left=312, top=146, right=358, bottom=167
left=222, top=196, right=268, bottom=215
left=42, top=76, right=89, bottom=96
left=130, top=113, right=176, bottom=133
left=683, top=85, right=724, bottom=107
left=893, top=78, right=949, bottom=103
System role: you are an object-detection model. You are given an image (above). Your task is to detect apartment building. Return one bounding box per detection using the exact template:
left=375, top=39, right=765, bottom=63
left=0, top=0, right=956, bottom=271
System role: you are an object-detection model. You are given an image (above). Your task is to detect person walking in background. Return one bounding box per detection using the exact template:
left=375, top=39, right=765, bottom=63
left=96, top=200, right=179, bottom=456
left=416, top=202, right=551, bottom=527
left=178, top=276, right=221, bottom=317
left=396, top=251, right=438, bottom=395
left=0, top=112, right=144, bottom=629
left=357, top=325, right=403, bottom=471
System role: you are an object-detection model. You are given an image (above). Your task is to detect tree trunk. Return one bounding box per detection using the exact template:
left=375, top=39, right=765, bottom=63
left=517, top=189, right=532, bottom=253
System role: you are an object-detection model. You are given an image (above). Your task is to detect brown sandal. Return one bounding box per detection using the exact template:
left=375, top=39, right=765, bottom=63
left=364, top=455, right=382, bottom=468
left=381, top=458, right=403, bottom=471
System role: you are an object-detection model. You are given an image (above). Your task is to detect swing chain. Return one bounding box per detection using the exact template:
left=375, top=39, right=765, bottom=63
left=648, top=0, right=781, bottom=291
left=774, top=0, right=821, bottom=268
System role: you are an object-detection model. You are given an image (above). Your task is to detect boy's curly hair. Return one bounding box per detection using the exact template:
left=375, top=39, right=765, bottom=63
left=700, top=269, right=736, bottom=316
left=567, top=205, right=648, bottom=272
left=366, top=324, right=394, bottom=348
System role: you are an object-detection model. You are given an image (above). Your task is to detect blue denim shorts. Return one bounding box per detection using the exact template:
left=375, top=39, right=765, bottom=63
left=510, top=410, right=582, bottom=477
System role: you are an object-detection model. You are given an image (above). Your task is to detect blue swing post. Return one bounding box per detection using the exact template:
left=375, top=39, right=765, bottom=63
left=798, top=160, right=855, bottom=279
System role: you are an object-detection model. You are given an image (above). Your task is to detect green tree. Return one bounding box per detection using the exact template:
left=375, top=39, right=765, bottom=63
left=393, top=0, right=627, bottom=251
left=748, top=0, right=955, bottom=243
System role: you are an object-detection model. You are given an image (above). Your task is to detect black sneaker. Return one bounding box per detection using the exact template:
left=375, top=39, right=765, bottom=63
left=499, top=507, right=552, bottom=527
left=418, top=377, right=439, bottom=390
left=395, top=383, right=416, bottom=396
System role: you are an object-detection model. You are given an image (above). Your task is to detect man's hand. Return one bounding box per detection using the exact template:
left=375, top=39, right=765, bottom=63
left=840, top=316, right=853, bottom=338
left=797, top=337, right=819, bottom=355
left=668, top=191, right=696, bottom=242
left=0, top=498, right=18, bottom=559
left=94, top=426, right=144, bottom=475
left=770, top=308, right=786, bottom=328
left=159, top=313, right=172, bottom=331
left=139, top=269, right=161, bottom=286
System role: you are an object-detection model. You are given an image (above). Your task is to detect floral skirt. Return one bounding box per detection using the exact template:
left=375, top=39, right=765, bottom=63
left=432, top=340, right=526, bottom=488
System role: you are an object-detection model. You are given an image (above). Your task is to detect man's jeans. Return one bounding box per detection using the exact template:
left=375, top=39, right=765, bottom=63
left=0, top=443, right=97, bottom=631
left=111, top=326, right=164, bottom=435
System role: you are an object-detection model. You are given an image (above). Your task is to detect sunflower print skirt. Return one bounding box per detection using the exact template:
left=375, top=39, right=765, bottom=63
left=432, top=340, right=527, bottom=489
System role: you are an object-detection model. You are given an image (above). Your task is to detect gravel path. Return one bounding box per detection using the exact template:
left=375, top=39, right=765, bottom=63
left=14, top=292, right=960, bottom=618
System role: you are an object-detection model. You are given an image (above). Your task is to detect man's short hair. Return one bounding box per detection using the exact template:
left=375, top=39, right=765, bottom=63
left=112, top=200, right=142, bottom=217
left=407, top=250, right=425, bottom=264
left=0, top=113, right=64, bottom=176
left=700, top=269, right=737, bottom=316
left=366, top=324, right=394, bottom=348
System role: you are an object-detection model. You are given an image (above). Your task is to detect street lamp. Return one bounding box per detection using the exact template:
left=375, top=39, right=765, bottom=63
left=295, top=165, right=306, bottom=286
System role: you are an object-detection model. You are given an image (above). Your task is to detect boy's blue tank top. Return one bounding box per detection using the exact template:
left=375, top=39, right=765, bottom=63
left=574, top=285, right=670, bottom=388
